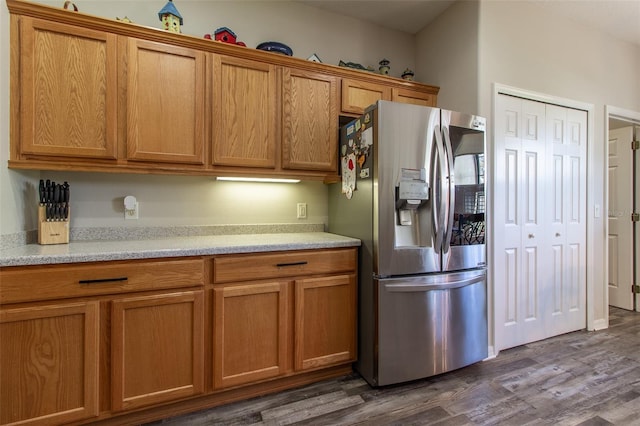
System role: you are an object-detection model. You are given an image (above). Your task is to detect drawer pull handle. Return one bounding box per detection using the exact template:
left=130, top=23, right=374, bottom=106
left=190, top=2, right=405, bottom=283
left=275, top=261, right=308, bottom=268
left=79, top=277, right=128, bottom=284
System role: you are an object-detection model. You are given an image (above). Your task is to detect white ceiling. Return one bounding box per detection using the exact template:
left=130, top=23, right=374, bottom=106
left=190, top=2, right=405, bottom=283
left=298, top=0, right=640, bottom=47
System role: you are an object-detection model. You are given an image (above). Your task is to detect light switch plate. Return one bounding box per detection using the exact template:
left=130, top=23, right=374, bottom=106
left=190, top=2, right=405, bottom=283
left=297, top=203, right=307, bottom=219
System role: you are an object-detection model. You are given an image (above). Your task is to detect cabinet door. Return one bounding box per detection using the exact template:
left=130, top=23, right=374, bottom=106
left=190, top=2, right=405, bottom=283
left=19, top=17, right=117, bottom=159
left=0, top=301, right=99, bottom=425
left=213, top=282, right=288, bottom=389
left=295, top=274, right=356, bottom=371
left=341, top=79, right=391, bottom=115
left=282, top=68, right=338, bottom=172
left=212, top=55, right=277, bottom=168
left=111, top=290, right=204, bottom=411
left=125, top=38, right=206, bottom=165
left=392, top=87, right=436, bottom=107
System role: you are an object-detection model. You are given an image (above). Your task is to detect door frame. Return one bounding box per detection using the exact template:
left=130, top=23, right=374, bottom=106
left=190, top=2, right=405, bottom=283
left=491, top=84, right=597, bottom=351
left=605, top=105, right=640, bottom=312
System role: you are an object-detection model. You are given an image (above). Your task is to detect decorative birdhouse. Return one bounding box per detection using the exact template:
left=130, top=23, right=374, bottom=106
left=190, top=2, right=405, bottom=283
left=211, top=27, right=246, bottom=46
left=158, top=0, right=183, bottom=33
left=401, top=68, right=415, bottom=81
left=378, top=59, right=390, bottom=75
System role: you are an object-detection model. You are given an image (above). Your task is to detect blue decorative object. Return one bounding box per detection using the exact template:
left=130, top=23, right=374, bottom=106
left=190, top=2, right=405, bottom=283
left=256, top=41, right=293, bottom=56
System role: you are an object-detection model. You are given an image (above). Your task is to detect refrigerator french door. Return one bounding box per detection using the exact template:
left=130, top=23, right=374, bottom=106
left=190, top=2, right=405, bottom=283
left=328, top=101, right=487, bottom=386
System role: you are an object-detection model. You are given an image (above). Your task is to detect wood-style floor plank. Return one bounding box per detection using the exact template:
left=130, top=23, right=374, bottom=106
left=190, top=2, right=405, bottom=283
left=148, top=307, right=640, bottom=425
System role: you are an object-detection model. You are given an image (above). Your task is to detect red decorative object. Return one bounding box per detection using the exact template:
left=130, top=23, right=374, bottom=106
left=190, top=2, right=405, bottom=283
left=204, top=27, right=246, bottom=47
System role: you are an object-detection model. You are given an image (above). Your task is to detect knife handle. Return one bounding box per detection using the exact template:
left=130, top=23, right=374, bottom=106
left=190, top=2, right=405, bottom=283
left=39, top=180, right=45, bottom=204
left=53, top=184, right=60, bottom=204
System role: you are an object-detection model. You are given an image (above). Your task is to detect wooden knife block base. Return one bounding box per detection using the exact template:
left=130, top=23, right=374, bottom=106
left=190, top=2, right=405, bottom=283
left=38, top=205, right=70, bottom=245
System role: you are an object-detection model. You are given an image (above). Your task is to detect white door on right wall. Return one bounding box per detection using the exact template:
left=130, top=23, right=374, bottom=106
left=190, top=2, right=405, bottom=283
left=494, top=94, right=587, bottom=352
left=608, top=126, right=634, bottom=310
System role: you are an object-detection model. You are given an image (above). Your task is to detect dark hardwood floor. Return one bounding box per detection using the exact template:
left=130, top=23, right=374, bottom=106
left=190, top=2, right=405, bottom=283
left=149, top=307, right=640, bottom=425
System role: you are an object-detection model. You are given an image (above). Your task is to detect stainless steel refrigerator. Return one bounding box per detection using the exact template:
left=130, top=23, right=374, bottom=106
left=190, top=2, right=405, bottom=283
left=329, top=100, right=487, bottom=386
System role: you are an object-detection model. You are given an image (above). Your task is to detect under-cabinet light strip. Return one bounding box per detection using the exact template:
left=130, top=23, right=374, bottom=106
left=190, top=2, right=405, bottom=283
left=215, top=177, right=301, bottom=183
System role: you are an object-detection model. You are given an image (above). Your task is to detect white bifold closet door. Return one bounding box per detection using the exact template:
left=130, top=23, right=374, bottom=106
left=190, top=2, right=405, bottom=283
left=494, top=94, right=587, bottom=351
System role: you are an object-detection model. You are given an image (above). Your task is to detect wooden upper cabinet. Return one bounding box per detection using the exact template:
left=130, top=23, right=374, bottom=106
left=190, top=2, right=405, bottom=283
left=392, top=87, right=436, bottom=107
left=211, top=55, right=278, bottom=168
left=282, top=68, right=338, bottom=172
left=18, top=17, right=117, bottom=159
left=341, top=78, right=391, bottom=115
left=111, top=290, right=205, bottom=411
left=0, top=301, right=100, bottom=425
left=8, top=2, right=438, bottom=177
left=125, top=38, right=206, bottom=165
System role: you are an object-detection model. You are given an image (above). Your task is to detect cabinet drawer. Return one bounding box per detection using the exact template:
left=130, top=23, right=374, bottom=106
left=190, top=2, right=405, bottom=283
left=0, top=258, right=205, bottom=304
left=213, top=248, right=357, bottom=283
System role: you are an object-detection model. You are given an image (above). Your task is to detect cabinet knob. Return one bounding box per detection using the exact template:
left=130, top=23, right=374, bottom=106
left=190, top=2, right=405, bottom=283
left=556, top=232, right=561, bottom=237
left=528, top=233, right=535, bottom=239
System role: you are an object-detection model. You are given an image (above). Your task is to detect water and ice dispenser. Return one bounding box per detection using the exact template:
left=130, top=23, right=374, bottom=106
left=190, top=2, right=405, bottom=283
left=395, top=168, right=429, bottom=226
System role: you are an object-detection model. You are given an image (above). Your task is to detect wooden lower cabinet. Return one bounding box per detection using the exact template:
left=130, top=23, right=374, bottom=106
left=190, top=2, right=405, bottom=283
left=110, top=290, right=205, bottom=411
left=0, top=249, right=357, bottom=424
left=295, top=274, right=357, bottom=371
left=212, top=276, right=357, bottom=390
left=212, top=249, right=358, bottom=391
left=213, top=281, right=288, bottom=389
left=0, top=301, right=100, bottom=426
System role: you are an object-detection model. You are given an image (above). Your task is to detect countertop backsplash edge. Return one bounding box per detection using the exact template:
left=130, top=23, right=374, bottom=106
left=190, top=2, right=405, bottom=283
left=0, top=223, right=326, bottom=250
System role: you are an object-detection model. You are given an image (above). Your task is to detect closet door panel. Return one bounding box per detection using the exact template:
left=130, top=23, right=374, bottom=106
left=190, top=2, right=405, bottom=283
left=495, top=94, right=586, bottom=351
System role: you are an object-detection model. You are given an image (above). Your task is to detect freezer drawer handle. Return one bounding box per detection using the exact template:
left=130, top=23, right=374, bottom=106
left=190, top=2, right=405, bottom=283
left=79, top=277, right=128, bottom=284
left=276, top=261, right=308, bottom=268
left=384, top=275, right=484, bottom=292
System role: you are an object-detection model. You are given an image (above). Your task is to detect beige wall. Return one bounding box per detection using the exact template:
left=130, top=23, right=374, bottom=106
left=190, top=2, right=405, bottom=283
left=416, top=0, right=639, bottom=332
left=0, top=0, right=416, bottom=236
left=415, top=0, right=479, bottom=115
left=477, top=0, right=639, bottom=329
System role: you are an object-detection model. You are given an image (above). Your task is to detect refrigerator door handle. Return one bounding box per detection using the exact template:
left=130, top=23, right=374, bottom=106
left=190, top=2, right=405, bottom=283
left=383, top=274, right=484, bottom=292
left=441, top=127, right=456, bottom=254
left=433, top=125, right=447, bottom=254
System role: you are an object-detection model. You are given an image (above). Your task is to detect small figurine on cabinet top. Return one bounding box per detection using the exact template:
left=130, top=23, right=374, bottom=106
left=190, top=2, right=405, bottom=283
left=401, top=68, right=415, bottom=81
left=62, top=1, right=78, bottom=11
left=158, top=0, right=183, bottom=33
left=339, top=60, right=373, bottom=72
left=307, top=53, right=322, bottom=63
left=204, top=27, right=246, bottom=46
left=378, top=58, right=390, bottom=75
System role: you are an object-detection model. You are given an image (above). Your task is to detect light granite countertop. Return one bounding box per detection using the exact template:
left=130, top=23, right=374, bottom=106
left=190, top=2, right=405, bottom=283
left=0, top=232, right=361, bottom=267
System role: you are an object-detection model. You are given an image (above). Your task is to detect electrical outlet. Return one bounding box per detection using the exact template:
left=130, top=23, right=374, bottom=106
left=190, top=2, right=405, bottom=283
left=125, top=202, right=139, bottom=220
left=297, top=203, right=307, bottom=219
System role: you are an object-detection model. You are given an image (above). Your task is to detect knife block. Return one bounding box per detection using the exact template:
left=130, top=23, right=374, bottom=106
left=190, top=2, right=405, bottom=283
left=38, top=205, right=70, bottom=245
